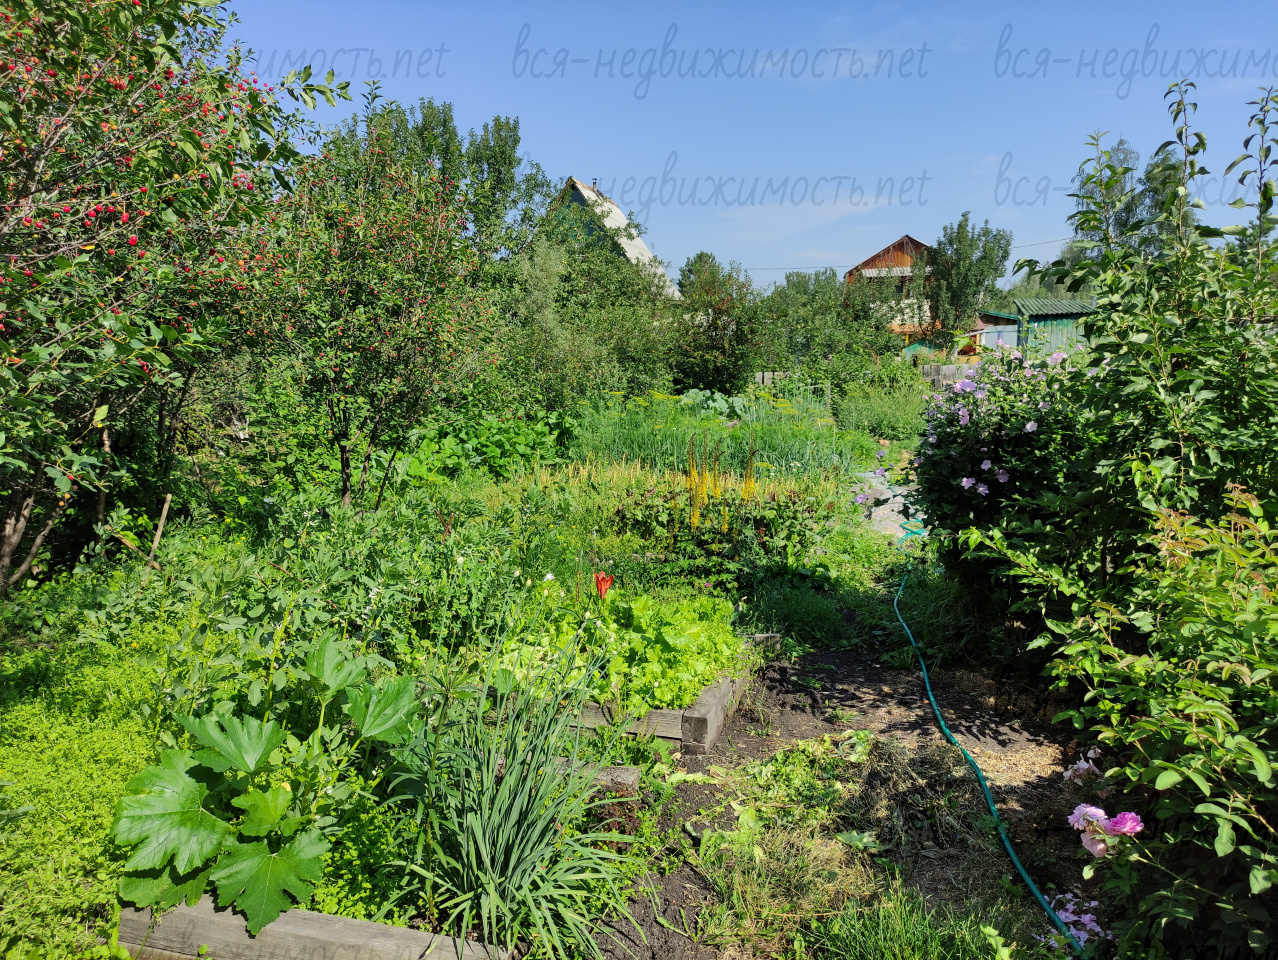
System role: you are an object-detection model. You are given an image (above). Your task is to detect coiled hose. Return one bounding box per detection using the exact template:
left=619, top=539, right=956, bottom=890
left=887, top=502, right=1083, bottom=955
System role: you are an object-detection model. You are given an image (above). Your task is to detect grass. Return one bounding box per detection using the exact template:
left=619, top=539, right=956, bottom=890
left=681, top=734, right=1056, bottom=960
left=802, top=878, right=1045, bottom=960
left=570, top=390, right=877, bottom=478
left=836, top=382, right=931, bottom=442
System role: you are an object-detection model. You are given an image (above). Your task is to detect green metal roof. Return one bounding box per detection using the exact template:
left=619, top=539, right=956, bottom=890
left=1013, top=297, right=1096, bottom=318
left=979, top=309, right=1020, bottom=322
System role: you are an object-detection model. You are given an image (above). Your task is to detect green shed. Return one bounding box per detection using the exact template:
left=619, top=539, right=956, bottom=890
left=1012, top=298, right=1096, bottom=352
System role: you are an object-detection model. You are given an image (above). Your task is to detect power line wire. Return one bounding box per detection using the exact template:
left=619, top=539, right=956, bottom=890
left=740, top=236, right=1075, bottom=273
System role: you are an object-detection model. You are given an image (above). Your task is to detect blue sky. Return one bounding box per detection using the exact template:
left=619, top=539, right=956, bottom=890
left=233, top=1, right=1273, bottom=288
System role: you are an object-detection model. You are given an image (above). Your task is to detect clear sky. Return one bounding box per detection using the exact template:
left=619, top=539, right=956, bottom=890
left=232, top=0, right=1273, bottom=288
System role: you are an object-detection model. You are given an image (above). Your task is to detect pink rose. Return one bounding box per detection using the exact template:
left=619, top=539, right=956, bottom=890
left=1103, top=812, right=1144, bottom=836
left=1081, top=830, right=1110, bottom=858
left=1068, top=804, right=1107, bottom=830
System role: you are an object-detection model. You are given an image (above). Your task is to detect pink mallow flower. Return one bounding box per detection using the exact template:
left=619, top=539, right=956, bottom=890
left=996, top=469, right=1010, bottom=482
left=1024, top=421, right=1038, bottom=432
left=960, top=477, right=975, bottom=489
left=976, top=483, right=989, bottom=496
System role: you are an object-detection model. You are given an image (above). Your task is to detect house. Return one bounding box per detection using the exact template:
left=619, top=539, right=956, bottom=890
left=843, top=234, right=930, bottom=291
left=550, top=177, right=680, bottom=298
left=974, top=309, right=1021, bottom=349
left=842, top=235, right=945, bottom=352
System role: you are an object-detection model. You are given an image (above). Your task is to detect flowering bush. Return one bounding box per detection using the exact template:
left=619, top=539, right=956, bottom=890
left=916, top=86, right=1278, bottom=955
left=911, top=345, right=1083, bottom=539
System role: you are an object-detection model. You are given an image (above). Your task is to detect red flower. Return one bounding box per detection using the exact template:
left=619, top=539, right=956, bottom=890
left=594, top=572, right=614, bottom=601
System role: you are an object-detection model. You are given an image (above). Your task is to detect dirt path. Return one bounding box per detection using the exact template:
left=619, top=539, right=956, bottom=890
left=600, top=649, right=1078, bottom=959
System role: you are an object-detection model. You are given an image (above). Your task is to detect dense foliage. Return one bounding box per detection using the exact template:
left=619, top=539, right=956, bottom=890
left=912, top=84, right=1278, bottom=955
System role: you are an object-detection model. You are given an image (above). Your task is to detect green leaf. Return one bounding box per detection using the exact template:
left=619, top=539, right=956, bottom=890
left=305, top=637, right=365, bottom=697
left=1154, top=768, right=1184, bottom=790
left=112, top=751, right=230, bottom=874
left=1215, top=820, right=1236, bottom=857
left=232, top=785, right=295, bottom=838
left=1251, top=865, right=1275, bottom=895
left=179, top=713, right=286, bottom=774
left=209, top=830, right=328, bottom=934
left=120, top=862, right=212, bottom=909
left=1239, top=741, right=1274, bottom=785
left=346, top=676, right=418, bottom=743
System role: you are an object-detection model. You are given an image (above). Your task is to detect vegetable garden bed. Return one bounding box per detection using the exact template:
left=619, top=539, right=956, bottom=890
left=119, top=897, right=504, bottom=959
left=572, top=634, right=779, bottom=755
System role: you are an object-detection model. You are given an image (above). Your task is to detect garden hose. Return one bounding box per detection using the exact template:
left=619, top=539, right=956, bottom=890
left=882, top=491, right=1084, bottom=955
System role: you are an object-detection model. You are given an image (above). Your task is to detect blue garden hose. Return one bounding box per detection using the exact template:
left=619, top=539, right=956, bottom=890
left=887, top=504, right=1084, bottom=955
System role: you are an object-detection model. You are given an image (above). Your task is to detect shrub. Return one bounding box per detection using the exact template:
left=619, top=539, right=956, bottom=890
left=912, top=85, right=1278, bottom=954
left=981, top=488, right=1278, bottom=955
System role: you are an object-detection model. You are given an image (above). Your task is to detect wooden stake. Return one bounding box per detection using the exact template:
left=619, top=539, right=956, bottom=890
left=148, top=493, right=172, bottom=564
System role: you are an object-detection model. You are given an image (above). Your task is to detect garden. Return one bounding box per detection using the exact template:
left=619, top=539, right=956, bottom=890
left=1, top=2, right=1277, bottom=958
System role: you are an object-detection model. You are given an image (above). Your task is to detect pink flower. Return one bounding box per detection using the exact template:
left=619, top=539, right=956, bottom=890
left=980, top=459, right=992, bottom=470
left=1081, top=831, right=1110, bottom=858
left=1103, top=812, right=1144, bottom=836
left=1024, top=421, right=1038, bottom=432
left=854, top=493, right=868, bottom=504
left=996, top=469, right=1010, bottom=483
left=1069, top=804, right=1107, bottom=830
left=1063, top=757, right=1099, bottom=782
left=960, top=477, right=975, bottom=489
left=976, top=483, right=989, bottom=496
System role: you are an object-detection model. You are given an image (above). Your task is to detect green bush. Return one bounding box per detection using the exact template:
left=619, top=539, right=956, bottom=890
left=911, top=87, right=1278, bottom=953
left=403, top=407, right=575, bottom=482
left=985, top=489, right=1278, bottom=955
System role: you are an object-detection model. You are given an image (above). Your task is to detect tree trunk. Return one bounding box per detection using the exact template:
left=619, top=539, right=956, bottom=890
left=96, top=427, right=112, bottom=536
left=354, top=417, right=385, bottom=502
left=6, top=496, right=68, bottom=589
left=0, top=488, right=36, bottom=593
left=372, top=442, right=403, bottom=514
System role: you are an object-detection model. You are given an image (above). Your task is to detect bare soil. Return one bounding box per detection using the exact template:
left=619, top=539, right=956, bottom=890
left=598, top=647, right=1086, bottom=958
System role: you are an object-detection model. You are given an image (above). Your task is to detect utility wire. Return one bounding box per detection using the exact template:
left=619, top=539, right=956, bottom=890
left=741, top=237, right=1075, bottom=272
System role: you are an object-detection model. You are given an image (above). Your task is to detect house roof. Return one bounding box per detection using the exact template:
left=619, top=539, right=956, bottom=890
left=562, top=177, right=680, bottom=297
left=844, top=235, right=931, bottom=280
left=1012, top=297, right=1096, bottom=319
left=979, top=309, right=1020, bottom=323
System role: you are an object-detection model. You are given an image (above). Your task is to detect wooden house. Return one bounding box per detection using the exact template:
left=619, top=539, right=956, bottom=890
left=844, top=234, right=930, bottom=291
left=843, top=235, right=948, bottom=353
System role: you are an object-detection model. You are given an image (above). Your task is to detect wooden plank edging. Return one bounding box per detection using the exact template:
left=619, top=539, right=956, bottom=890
left=119, top=897, right=504, bottom=960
